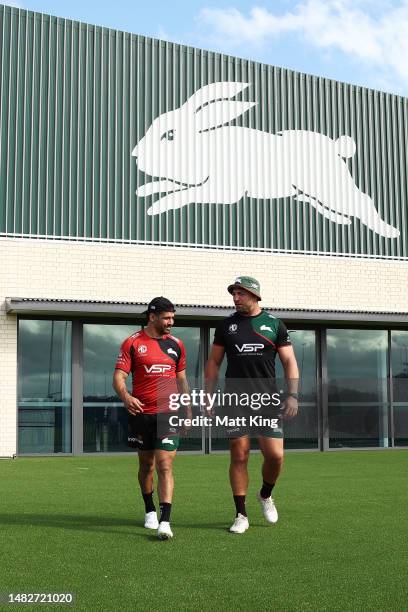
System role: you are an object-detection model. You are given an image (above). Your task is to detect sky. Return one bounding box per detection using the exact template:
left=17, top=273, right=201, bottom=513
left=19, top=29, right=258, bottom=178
left=4, top=0, right=408, bottom=97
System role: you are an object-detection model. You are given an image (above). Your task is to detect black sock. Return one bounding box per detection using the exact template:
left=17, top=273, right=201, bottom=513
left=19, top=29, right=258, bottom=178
left=233, top=495, right=247, bottom=517
left=159, top=502, right=172, bottom=523
left=260, top=480, right=275, bottom=499
left=142, top=491, right=156, bottom=513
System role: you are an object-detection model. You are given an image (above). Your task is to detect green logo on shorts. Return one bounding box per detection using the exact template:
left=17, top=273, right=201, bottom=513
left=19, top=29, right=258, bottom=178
left=156, top=436, right=180, bottom=451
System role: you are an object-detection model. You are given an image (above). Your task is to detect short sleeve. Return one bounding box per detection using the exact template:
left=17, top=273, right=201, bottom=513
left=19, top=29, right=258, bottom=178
left=276, top=320, right=292, bottom=347
left=213, top=320, right=226, bottom=347
left=176, top=340, right=186, bottom=372
left=114, top=337, right=132, bottom=373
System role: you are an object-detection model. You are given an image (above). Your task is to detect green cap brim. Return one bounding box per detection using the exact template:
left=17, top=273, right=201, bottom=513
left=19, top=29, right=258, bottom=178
left=227, top=283, right=261, bottom=300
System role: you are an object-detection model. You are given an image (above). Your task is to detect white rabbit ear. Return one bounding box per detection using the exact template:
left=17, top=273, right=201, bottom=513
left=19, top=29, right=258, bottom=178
left=196, top=100, right=256, bottom=130
left=186, top=82, right=250, bottom=112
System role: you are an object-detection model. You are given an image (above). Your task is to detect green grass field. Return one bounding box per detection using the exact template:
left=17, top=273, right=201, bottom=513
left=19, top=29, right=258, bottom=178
left=1, top=451, right=407, bottom=611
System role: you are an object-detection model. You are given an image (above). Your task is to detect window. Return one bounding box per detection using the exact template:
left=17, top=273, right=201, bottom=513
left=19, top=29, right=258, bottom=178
left=276, top=329, right=318, bottom=449
left=83, top=324, right=139, bottom=452
left=391, top=331, right=408, bottom=447
left=327, top=329, right=389, bottom=448
left=18, top=320, right=72, bottom=453
left=17, top=317, right=407, bottom=454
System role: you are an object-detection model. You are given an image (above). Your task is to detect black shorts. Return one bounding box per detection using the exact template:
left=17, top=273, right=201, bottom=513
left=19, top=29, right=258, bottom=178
left=225, top=418, right=283, bottom=439
left=218, top=406, right=284, bottom=439
left=127, top=413, right=180, bottom=451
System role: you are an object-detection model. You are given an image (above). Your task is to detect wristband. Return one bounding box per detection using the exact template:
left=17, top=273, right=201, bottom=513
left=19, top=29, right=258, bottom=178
left=287, top=392, right=299, bottom=400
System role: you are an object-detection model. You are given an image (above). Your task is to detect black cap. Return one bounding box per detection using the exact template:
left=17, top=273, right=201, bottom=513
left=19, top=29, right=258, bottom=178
left=144, top=296, right=175, bottom=315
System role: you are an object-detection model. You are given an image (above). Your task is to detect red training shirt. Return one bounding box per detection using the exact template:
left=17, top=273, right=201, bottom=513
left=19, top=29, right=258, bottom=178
left=115, top=329, right=186, bottom=414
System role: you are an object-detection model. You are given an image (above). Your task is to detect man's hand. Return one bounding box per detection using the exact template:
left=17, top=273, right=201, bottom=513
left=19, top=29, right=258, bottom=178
left=277, top=345, right=300, bottom=421
left=113, top=370, right=144, bottom=415
left=204, top=346, right=224, bottom=418
left=123, top=394, right=144, bottom=415
left=282, top=395, right=298, bottom=420
left=179, top=406, right=192, bottom=437
left=203, top=402, right=215, bottom=418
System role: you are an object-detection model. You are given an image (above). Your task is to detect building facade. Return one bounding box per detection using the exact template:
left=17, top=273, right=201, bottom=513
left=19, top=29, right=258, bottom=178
left=1, top=5, right=408, bottom=456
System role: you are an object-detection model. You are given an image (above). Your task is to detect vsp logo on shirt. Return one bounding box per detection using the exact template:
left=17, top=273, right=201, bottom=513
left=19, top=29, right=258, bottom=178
left=235, top=343, right=264, bottom=353
left=143, top=364, right=172, bottom=373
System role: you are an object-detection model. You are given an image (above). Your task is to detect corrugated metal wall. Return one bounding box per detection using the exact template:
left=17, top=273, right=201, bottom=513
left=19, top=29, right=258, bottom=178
left=1, top=5, right=407, bottom=258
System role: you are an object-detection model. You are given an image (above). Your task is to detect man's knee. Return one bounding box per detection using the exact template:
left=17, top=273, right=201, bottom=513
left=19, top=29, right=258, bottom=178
left=260, top=437, right=284, bottom=463
left=265, top=449, right=284, bottom=465
left=156, top=457, right=173, bottom=476
left=139, top=457, right=155, bottom=477
left=274, top=452, right=284, bottom=466
left=230, top=443, right=250, bottom=466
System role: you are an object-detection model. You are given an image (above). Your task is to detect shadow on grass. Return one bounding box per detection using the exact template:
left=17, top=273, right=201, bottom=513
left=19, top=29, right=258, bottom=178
left=0, top=513, right=146, bottom=536
left=0, top=513, right=230, bottom=536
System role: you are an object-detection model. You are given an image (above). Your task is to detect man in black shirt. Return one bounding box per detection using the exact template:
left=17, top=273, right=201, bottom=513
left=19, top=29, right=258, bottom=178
left=205, top=276, right=299, bottom=534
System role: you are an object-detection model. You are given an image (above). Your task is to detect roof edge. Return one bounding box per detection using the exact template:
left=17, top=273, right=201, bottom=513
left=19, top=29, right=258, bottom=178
left=5, top=297, right=408, bottom=323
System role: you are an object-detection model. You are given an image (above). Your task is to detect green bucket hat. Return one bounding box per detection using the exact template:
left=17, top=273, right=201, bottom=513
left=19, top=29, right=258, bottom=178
left=227, top=276, right=262, bottom=300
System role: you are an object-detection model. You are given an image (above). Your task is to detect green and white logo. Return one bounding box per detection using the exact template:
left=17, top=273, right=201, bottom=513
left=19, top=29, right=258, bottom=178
left=134, top=82, right=400, bottom=240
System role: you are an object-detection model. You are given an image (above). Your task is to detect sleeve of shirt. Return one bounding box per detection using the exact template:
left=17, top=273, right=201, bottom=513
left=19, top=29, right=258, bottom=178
left=176, top=340, right=186, bottom=372
left=276, top=320, right=292, bottom=347
left=213, top=320, right=226, bottom=347
left=114, top=337, right=132, bottom=373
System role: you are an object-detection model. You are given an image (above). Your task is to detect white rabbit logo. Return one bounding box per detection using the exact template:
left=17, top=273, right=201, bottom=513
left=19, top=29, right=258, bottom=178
left=132, top=82, right=399, bottom=239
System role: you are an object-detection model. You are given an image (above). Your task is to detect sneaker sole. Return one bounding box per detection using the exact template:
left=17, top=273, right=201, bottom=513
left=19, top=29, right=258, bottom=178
left=229, top=525, right=249, bottom=534
left=157, top=533, right=173, bottom=540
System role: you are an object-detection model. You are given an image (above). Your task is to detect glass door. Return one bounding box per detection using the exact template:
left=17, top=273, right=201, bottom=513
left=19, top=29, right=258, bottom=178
left=391, top=331, right=408, bottom=446
left=171, top=325, right=202, bottom=451
left=276, top=329, right=318, bottom=449
left=83, top=324, right=139, bottom=452
left=18, top=320, right=72, bottom=454
left=327, top=329, right=389, bottom=448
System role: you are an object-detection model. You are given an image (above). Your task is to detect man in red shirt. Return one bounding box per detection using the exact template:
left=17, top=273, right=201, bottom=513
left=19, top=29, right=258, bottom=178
left=113, top=297, right=189, bottom=540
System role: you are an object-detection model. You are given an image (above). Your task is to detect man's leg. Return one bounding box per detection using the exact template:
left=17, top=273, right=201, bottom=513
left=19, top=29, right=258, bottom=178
left=228, top=436, right=251, bottom=533
left=229, top=436, right=251, bottom=498
left=258, top=436, right=284, bottom=485
left=155, top=449, right=177, bottom=539
left=138, top=450, right=158, bottom=528
left=138, top=450, right=155, bottom=493
left=128, top=413, right=158, bottom=529
left=155, top=449, right=176, bottom=502
left=257, top=436, right=284, bottom=523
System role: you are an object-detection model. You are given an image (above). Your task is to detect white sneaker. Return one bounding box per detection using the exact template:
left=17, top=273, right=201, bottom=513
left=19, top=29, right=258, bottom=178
left=144, top=511, right=159, bottom=529
left=157, top=521, right=173, bottom=540
left=257, top=492, right=278, bottom=523
left=229, top=513, right=249, bottom=534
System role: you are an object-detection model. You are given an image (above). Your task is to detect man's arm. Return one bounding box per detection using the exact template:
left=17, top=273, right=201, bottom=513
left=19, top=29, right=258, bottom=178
left=205, top=345, right=225, bottom=385
left=176, top=369, right=192, bottom=435
left=176, top=368, right=190, bottom=394
left=112, top=369, right=145, bottom=415
left=204, top=345, right=225, bottom=413
left=277, top=345, right=299, bottom=419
